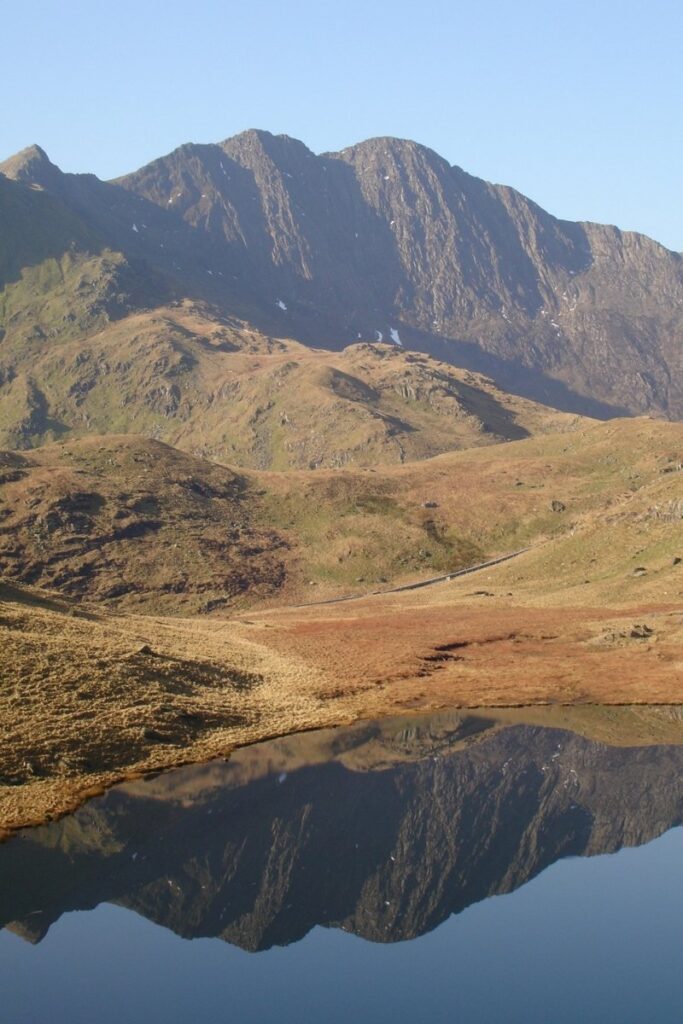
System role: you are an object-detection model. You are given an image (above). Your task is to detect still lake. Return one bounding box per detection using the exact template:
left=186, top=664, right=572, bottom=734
left=2, top=707, right=683, bottom=1024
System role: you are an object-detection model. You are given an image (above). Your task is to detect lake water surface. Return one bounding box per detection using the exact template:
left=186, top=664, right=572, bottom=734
left=2, top=706, right=683, bottom=1023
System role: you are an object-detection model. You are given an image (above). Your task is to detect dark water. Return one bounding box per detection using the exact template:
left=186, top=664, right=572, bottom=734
left=2, top=707, right=683, bottom=1024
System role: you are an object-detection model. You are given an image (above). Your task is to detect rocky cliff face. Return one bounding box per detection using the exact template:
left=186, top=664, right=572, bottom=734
left=2, top=717, right=682, bottom=950
left=2, top=130, right=682, bottom=419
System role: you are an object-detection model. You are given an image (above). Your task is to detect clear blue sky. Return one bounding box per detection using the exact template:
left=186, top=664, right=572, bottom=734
left=4, top=0, right=682, bottom=249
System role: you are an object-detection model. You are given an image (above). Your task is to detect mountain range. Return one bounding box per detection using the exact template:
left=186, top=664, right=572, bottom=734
left=1, top=129, right=682, bottom=448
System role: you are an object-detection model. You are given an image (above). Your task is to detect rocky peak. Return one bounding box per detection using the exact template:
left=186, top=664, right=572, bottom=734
left=0, top=144, right=63, bottom=190
left=331, top=133, right=453, bottom=176
left=220, top=128, right=316, bottom=166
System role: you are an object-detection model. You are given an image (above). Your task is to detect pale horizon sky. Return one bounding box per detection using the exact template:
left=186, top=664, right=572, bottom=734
left=3, top=0, right=682, bottom=250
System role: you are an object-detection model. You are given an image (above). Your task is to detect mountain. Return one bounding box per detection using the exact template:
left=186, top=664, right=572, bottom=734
left=2, top=131, right=682, bottom=427
left=0, top=162, right=593, bottom=466
left=116, top=131, right=683, bottom=418
left=3, top=713, right=683, bottom=948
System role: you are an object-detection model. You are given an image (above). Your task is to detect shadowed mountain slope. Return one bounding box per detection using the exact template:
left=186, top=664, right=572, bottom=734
left=0, top=172, right=146, bottom=342
left=117, top=130, right=683, bottom=417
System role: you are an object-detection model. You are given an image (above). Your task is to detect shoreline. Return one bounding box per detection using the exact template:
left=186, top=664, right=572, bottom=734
left=3, top=554, right=682, bottom=839
left=5, top=696, right=683, bottom=842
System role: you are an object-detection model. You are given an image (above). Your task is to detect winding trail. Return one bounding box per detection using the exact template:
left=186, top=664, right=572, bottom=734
left=293, top=547, right=530, bottom=609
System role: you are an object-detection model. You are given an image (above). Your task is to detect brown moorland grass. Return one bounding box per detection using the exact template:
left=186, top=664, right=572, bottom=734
left=1, top=571, right=681, bottom=836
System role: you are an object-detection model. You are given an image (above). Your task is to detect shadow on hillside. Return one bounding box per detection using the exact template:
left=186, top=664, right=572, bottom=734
left=408, top=330, right=631, bottom=420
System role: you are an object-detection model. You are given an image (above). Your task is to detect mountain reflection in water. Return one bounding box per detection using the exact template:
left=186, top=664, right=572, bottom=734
left=2, top=706, right=683, bottom=952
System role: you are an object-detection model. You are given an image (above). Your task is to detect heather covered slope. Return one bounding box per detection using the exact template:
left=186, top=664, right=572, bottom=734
left=3, top=132, right=682, bottom=420
left=0, top=436, right=289, bottom=615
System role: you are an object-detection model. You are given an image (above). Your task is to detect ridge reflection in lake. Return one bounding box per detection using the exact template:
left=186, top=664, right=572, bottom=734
left=2, top=705, right=683, bottom=1023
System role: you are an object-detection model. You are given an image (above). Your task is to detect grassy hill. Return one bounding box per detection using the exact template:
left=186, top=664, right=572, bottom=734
left=253, top=416, right=683, bottom=597
left=0, top=301, right=584, bottom=466
left=0, top=418, right=680, bottom=613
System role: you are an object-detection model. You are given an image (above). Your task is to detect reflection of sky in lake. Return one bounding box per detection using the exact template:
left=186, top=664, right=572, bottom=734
left=2, top=827, right=683, bottom=1024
